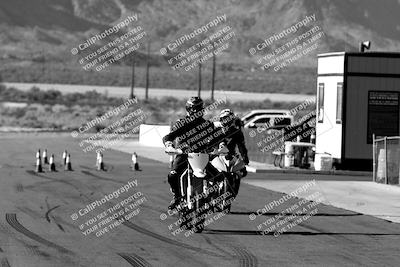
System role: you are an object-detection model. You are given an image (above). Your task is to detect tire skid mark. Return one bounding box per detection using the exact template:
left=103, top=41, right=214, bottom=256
left=26, top=166, right=221, bottom=261
left=56, top=223, right=65, bottom=232
left=45, top=205, right=60, bottom=223
left=81, top=170, right=123, bottom=184
left=296, top=219, right=368, bottom=249
left=5, top=213, right=72, bottom=255
left=26, top=170, right=91, bottom=201
left=118, top=253, right=152, bottom=267
left=202, top=235, right=235, bottom=258
left=25, top=244, right=50, bottom=259
left=80, top=170, right=166, bottom=215
left=203, top=235, right=258, bottom=266
left=28, top=170, right=210, bottom=259
left=0, top=247, right=9, bottom=267
left=75, top=169, right=226, bottom=259
left=232, top=247, right=258, bottom=267
left=206, top=236, right=258, bottom=267
left=1, top=258, right=10, bottom=267
left=80, top=164, right=114, bottom=172
left=25, top=244, right=41, bottom=257
left=0, top=222, right=14, bottom=236
left=44, top=202, right=65, bottom=233
left=122, top=221, right=225, bottom=258
left=23, top=180, right=59, bottom=190
left=28, top=169, right=197, bottom=259
left=15, top=183, right=24, bottom=192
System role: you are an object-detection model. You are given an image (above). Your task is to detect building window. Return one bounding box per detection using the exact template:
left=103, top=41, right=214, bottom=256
left=317, top=83, right=324, bottom=122
left=336, top=82, right=343, bottom=123
left=367, top=91, right=399, bottom=143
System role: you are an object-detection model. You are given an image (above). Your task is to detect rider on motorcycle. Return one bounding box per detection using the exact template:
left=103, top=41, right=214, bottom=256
left=216, top=108, right=249, bottom=181
left=163, top=97, right=222, bottom=210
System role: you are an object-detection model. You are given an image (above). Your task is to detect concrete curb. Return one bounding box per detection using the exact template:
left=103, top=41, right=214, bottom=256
left=246, top=164, right=372, bottom=177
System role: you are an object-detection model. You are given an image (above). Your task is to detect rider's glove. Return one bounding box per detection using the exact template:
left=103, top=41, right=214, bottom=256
left=165, top=141, right=175, bottom=154
left=165, top=141, right=173, bottom=148
left=165, top=146, right=176, bottom=155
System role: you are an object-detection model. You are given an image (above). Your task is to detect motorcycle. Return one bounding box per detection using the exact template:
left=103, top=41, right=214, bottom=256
left=166, top=146, right=229, bottom=233
left=210, top=144, right=246, bottom=212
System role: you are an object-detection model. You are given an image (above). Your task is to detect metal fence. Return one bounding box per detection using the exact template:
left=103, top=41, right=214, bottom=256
left=373, top=134, right=400, bottom=185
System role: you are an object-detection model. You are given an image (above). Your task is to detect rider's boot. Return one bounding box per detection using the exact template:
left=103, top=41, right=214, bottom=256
left=168, top=187, right=182, bottom=210
left=167, top=170, right=181, bottom=210
left=168, top=195, right=181, bottom=210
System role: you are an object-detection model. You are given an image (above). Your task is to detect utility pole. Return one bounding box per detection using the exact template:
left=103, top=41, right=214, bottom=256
left=198, top=62, right=202, bottom=97
left=211, top=44, right=216, bottom=102
left=129, top=55, right=135, bottom=99
left=145, top=41, right=150, bottom=100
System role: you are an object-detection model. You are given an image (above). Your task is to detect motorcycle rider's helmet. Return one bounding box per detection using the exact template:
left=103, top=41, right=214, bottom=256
left=186, top=96, right=204, bottom=116
left=219, top=109, right=235, bottom=128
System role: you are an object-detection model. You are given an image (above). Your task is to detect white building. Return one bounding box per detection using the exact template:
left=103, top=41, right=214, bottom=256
left=316, top=51, right=400, bottom=170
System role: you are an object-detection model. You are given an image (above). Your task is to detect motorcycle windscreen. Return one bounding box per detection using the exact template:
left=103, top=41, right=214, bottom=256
left=211, top=156, right=227, bottom=172
left=188, top=153, right=209, bottom=178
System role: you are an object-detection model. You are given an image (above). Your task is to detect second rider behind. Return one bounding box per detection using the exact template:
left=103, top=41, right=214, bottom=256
left=216, top=109, right=249, bottom=194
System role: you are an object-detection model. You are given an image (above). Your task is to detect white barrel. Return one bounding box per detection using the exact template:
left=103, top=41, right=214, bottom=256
left=284, top=142, right=294, bottom=168
left=314, top=153, right=332, bottom=171
left=376, top=149, right=386, bottom=183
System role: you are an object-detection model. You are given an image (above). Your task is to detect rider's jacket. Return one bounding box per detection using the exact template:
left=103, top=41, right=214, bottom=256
left=215, top=118, right=249, bottom=164
left=163, top=115, right=224, bottom=153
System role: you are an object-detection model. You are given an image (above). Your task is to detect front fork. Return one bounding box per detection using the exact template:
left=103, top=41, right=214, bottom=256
left=187, top=169, right=193, bottom=209
left=184, top=169, right=215, bottom=211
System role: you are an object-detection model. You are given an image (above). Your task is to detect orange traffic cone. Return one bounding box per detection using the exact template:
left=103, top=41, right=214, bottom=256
left=97, top=153, right=105, bottom=171
left=132, top=152, right=140, bottom=171
left=36, top=149, right=41, bottom=159
left=62, top=150, right=67, bottom=165
left=36, top=155, right=43, bottom=173
left=65, top=154, right=72, bottom=171
left=43, top=149, right=48, bottom=164
left=49, top=154, right=56, bottom=172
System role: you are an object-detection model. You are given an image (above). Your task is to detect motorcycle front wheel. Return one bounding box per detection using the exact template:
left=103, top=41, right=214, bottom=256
left=192, top=178, right=206, bottom=233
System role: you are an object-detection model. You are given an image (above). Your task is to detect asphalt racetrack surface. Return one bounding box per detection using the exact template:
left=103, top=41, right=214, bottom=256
left=0, top=134, right=399, bottom=266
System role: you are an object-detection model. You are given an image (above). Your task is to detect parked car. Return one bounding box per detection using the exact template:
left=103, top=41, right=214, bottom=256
left=243, top=114, right=293, bottom=129
left=241, top=109, right=290, bottom=125
left=242, top=112, right=294, bottom=130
